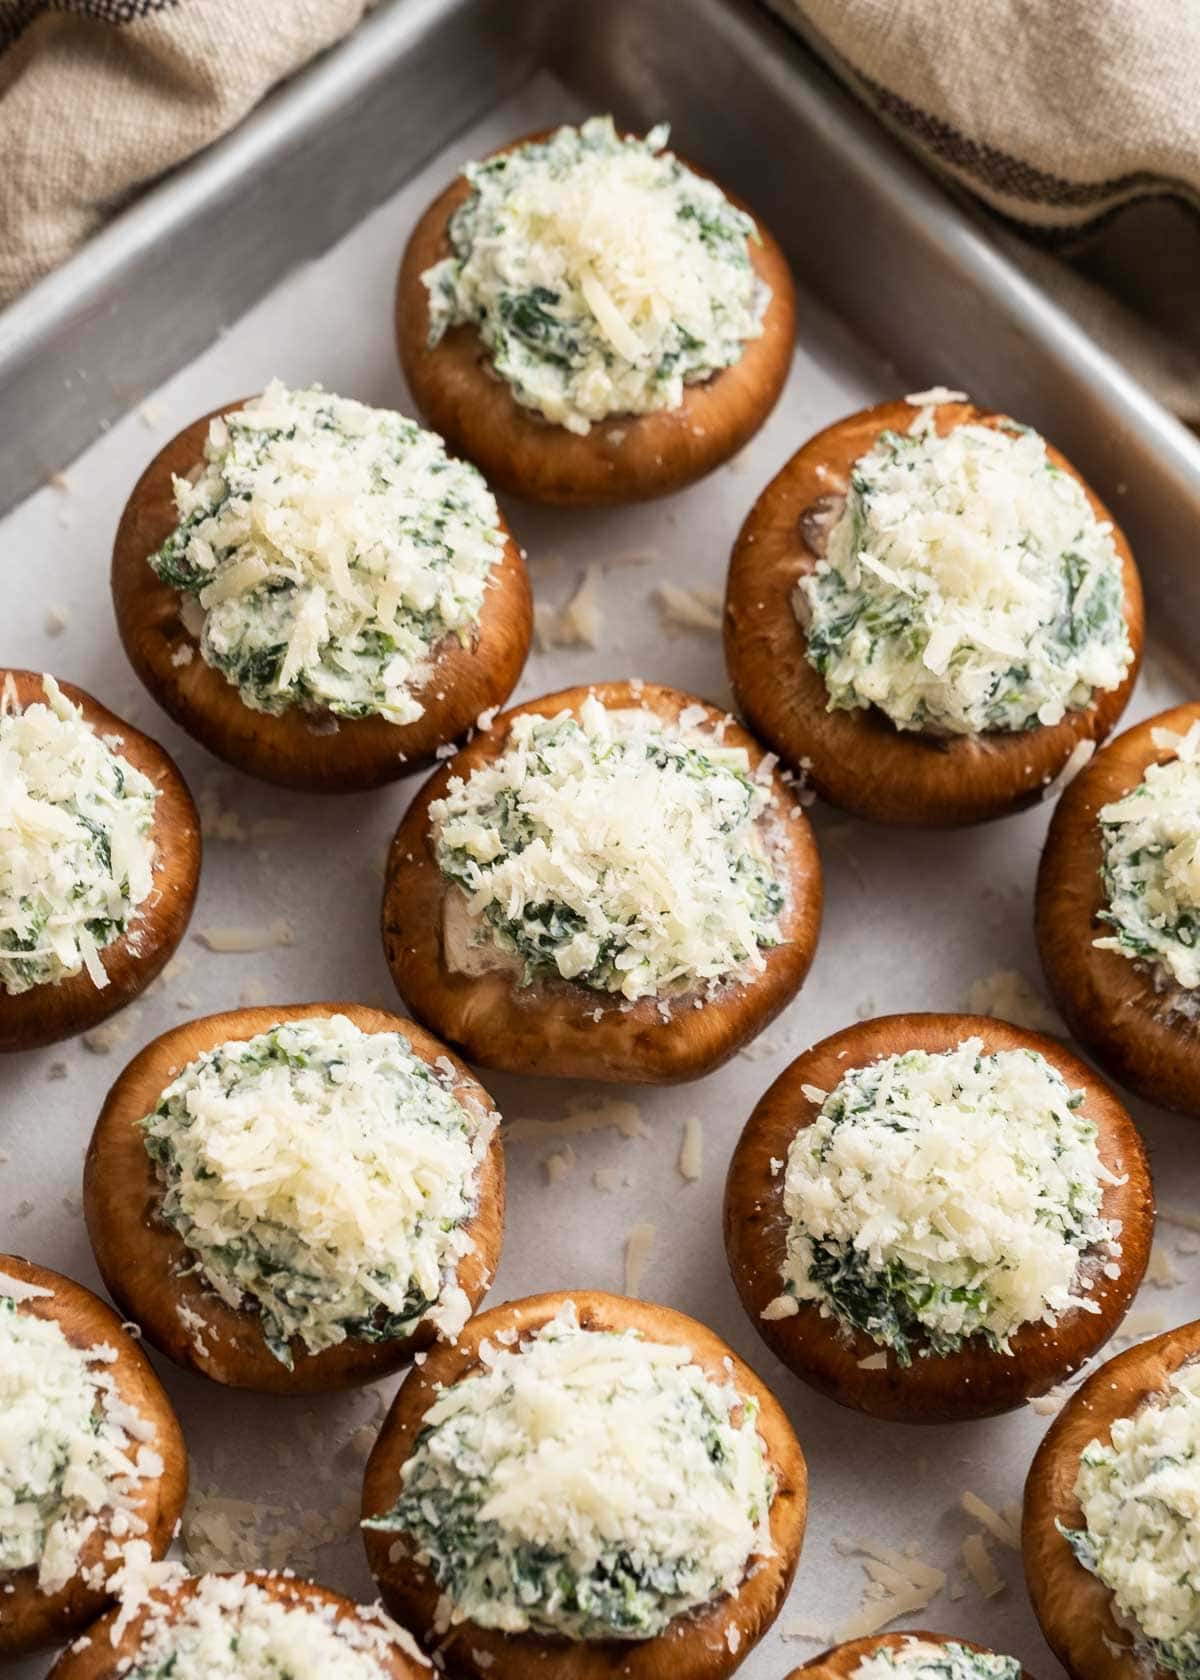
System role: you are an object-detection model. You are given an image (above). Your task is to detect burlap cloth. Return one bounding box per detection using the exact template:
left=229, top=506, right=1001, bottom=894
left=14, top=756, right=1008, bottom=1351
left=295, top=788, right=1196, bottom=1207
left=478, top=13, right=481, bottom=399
left=1, top=0, right=1197, bottom=419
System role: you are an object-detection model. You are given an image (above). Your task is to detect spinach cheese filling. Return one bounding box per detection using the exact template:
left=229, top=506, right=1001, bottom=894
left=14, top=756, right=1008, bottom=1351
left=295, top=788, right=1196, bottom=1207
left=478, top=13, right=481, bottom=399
left=120, top=1574, right=417, bottom=1680
left=148, top=381, right=505, bottom=723
left=0, top=1282, right=160, bottom=1595
left=0, top=675, right=157, bottom=996
left=364, top=1304, right=775, bottom=1641
left=766, top=1039, right=1119, bottom=1364
left=141, top=1015, right=496, bottom=1366
left=852, top=1640, right=1022, bottom=1680
left=1096, top=718, right=1200, bottom=1007
left=431, top=696, right=785, bottom=1002
left=1065, top=1361, right=1200, bottom=1680
left=422, top=116, right=769, bottom=434
left=795, top=408, right=1132, bottom=736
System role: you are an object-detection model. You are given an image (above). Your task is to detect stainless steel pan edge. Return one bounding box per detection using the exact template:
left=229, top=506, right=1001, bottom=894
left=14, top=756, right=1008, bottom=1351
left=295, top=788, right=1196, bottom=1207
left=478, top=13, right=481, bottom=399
left=1, top=0, right=1197, bottom=666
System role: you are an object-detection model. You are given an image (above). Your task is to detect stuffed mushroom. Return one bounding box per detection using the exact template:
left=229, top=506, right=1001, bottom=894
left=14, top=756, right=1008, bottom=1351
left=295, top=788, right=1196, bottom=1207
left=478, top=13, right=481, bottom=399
left=0, top=670, right=199, bottom=1053
left=382, top=681, right=822, bottom=1082
left=47, top=1568, right=428, bottom=1678
left=1037, top=702, right=1200, bottom=1116
left=397, top=117, right=795, bottom=504
left=1024, top=1319, right=1200, bottom=1680
left=361, top=1289, right=807, bottom=1680
left=84, top=1002, right=504, bottom=1394
left=112, top=382, right=531, bottom=791
left=725, top=394, right=1143, bottom=826
left=0, top=1254, right=186, bottom=1660
left=725, top=1013, right=1152, bottom=1421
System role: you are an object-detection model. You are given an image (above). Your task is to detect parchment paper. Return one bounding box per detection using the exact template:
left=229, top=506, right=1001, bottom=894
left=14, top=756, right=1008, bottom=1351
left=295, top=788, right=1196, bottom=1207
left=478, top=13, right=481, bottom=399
left=1, top=75, right=1195, bottom=1680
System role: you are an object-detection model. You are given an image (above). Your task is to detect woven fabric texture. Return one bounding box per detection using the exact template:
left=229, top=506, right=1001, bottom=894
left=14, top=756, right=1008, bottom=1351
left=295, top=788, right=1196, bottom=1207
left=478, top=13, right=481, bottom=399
left=778, top=0, right=1200, bottom=419
left=0, top=0, right=370, bottom=307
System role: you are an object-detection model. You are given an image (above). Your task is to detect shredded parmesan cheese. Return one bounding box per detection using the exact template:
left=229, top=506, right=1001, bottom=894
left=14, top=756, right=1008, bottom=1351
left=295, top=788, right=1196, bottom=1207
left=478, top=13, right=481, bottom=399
left=542, top=1144, right=576, bottom=1186
left=0, top=676, right=157, bottom=995
left=0, top=1291, right=160, bottom=1594
left=678, top=1116, right=704, bottom=1182
left=148, top=382, right=505, bottom=724
left=960, top=1491, right=1019, bottom=1548
left=423, top=118, right=768, bottom=433
left=109, top=1571, right=425, bottom=1676
left=964, top=967, right=1063, bottom=1034
left=797, top=419, right=1131, bottom=735
left=776, top=1039, right=1119, bottom=1360
left=195, top=920, right=294, bottom=954
left=625, top=1222, right=657, bottom=1296
left=961, top=1532, right=1005, bottom=1597
left=654, top=582, right=723, bottom=635
left=506, top=1095, right=645, bottom=1143
left=141, top=1015, right=496, bottom=1362
left=432, top=696, right=785, bottom=1001
left=1067, top=1361, right=1200, bottom=1671
left=535, top=567, right=604, bottom=651
left=1096, top=719, right=1200, bottom=999
left=364, top=1302, right=774, bottom=1640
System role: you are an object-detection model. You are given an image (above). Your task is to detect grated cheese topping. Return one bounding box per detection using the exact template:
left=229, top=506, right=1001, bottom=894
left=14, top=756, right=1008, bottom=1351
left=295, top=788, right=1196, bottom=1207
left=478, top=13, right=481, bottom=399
left=364, top=1302, right=774, bottom=1640
left=0, top=675, right=157, bottom=995
left=149, top=382, right=505, bottom=723
left=140, top=1015, right=496, bottom=1366
left=796, top=418, right=1131, bottom=735
left=120, top=1573, right=425, bottom=1678
left=423, top=117, right=768, bottom=434
left=1067, top=1360, right=1200, bottom=1677
left=0, top=1290, right=160, bottom=1595
left=1096, top=719, right=1200, bottom=999
left=771, top=1039, right=1119, bottom=1362
left=852, top=1639, right=1020, bottom=1680
left=431, top=695, right=785, bottom=1001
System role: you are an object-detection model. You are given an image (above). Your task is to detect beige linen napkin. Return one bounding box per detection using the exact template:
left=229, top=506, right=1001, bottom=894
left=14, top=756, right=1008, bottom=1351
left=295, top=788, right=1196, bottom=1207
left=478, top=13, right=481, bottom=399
left=776, top=0, right=1200, bottom=420
left=0, top=0, right=371, bottom=310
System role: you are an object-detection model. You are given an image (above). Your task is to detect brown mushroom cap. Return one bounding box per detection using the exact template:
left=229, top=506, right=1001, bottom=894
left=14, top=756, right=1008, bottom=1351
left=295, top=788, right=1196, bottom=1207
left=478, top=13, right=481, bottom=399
left=396, top=127, right=796, bottom=506
left=46, top=1569, right=428, bottom=1678
left=1037, top=701, right=1200, bottom=1117
left=0, top=1253, right=187, bottom=1660
left=724, top=1012, right=1153, bottom=1423
left=112, top=400, right=532, bottom=793
left=724, top=399, right=1144, bottom=827
left=361, top=1288, right=807, bottom=1680
left=382, top=680, right=823, bottom=1084
left=786, top=1630, right=1041, bottom=1680
left=0, top=671, right=200, bottom=1054
left=1023, top=1319, right=1200, bottom=1680
left=83, top=1001, right=505, bottom=1394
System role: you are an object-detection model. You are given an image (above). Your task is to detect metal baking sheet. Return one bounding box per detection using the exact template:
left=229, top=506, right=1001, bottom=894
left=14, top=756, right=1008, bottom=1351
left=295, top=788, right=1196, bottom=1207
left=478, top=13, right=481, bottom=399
left=2, top=42, right=1199, bottom=1680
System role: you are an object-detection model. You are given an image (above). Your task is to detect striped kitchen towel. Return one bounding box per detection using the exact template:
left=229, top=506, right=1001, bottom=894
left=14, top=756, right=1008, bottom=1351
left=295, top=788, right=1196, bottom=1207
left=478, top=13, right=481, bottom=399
left=775, top=0, right=1200, bottom=420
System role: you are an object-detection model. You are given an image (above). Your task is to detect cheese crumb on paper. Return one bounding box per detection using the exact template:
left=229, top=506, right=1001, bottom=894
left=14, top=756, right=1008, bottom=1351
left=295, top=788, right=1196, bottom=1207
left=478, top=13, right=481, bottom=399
left=964, top=967, right=1063, bottom=1035
left=1146, top=1240, right=1184, bottom=1288
left=542, top=1144, right=576, bottom=1186
left=960, top=1490, right=1019, bottom=1548
left=535, top=566, right=603, bottom=650
left=961, top=1531, right=1005, bottom=1597
left=506, top=1096, right=645, bottom=1143
left=624, top=1221, right=656, bottom=1296
left=678, top=1116, right=703, bottom=1182
left=653, top=581, right=723, bottom=635
left=195, top=919, right=294, bottom=954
